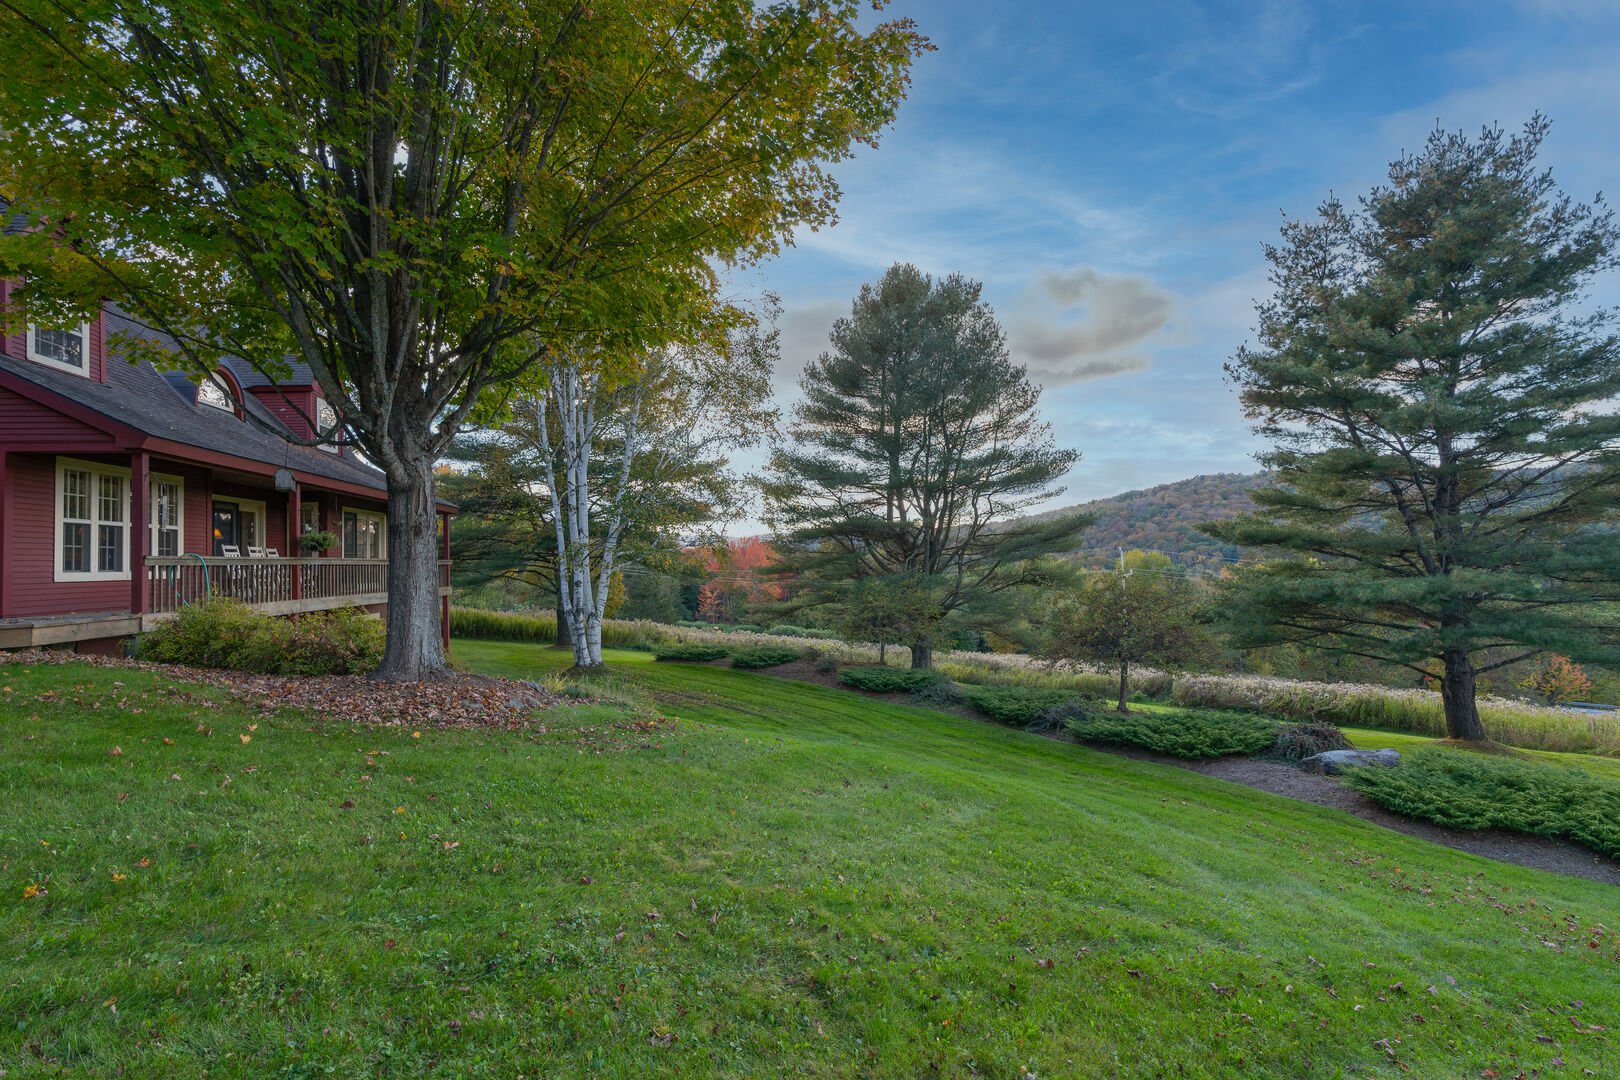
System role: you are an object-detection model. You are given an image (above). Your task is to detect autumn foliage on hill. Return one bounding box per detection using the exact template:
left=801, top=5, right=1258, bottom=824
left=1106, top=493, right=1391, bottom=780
left=1029, top=473, right=1266, bottom=569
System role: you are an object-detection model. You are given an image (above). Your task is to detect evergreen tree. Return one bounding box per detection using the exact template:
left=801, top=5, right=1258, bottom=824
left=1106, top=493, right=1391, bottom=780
left=763, top=263, right=1085, bottom=668
left=1207, top=118, right=1620, bottom=741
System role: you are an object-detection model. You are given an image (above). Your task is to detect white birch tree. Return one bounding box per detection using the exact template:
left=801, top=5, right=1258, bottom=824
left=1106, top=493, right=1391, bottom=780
left=513, top=314, right=778, bottom=667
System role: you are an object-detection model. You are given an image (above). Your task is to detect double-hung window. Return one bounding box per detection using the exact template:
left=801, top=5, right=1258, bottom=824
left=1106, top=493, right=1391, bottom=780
left=56, top=458, right=130, bottom=580
left=27, top=322, right=91, bottom=377
left=151, top=477, right=183, bottom=558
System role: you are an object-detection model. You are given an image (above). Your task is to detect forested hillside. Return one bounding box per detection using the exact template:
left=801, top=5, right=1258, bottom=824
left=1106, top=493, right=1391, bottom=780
left=1033, top=472, right=1268, bottom=571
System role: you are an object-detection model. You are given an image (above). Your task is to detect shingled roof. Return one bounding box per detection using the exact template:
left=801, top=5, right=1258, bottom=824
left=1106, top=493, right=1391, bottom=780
left=0, top=305, right=390, bottom=494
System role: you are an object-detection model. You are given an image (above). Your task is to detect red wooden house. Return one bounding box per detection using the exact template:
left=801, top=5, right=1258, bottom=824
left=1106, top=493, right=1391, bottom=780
left=0, top=290, right=455, bottom=653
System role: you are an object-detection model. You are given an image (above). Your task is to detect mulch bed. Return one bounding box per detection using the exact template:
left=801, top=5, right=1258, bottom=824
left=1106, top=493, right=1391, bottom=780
left=0, top=649, right=558, bottom=730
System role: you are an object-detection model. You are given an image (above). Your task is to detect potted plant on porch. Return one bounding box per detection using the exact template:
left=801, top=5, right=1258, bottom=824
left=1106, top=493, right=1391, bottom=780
left=298, top=529, right=338, bottom=556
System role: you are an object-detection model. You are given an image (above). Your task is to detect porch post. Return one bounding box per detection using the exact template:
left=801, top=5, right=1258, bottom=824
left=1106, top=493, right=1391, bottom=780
left=0, top=449, right=8, bottom=619
left=130, top=450, right=149, bottom=616
left=289, top=483, right=302, bottom=601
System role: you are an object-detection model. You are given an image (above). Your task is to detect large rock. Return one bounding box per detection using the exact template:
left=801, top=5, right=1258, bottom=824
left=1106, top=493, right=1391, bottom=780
left=1298, top=748, right=1401, bottom=775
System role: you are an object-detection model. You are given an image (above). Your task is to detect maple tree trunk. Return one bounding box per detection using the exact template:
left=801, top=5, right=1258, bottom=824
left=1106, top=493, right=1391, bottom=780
left=909, top=641, right=932, bottom=670
left=1439, top=647, right=1488, bottom=741
left=1117, top=658, right=1130, bottom=714
left=374, top=453, right=448, bottom=682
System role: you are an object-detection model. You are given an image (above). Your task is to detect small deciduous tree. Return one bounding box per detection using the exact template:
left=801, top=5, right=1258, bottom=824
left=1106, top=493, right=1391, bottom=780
left=1517, top=655, right=1594, bottom=707
left=1043, top=555, right=1211, bottom=713
left=1207, top=118, right=1620, bottom=740
left=833, top=574, right=944, bottom=665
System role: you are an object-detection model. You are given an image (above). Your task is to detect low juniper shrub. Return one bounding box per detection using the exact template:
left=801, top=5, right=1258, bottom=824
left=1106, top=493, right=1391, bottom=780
left=1066, top=707, right=1278, bottom=760
left=1343, top=747, right=1620, bottom=859
left=840, top=667, right=941, bottom=693
left=959, top=685, right=1076, bottom=727
left=908, top=680, right=964, bottom=708
left=654, top=643, right=732, bottom=663
left=730, top=646, right=802, bottom=669
left=1028, top=698, right=1093, bottom=735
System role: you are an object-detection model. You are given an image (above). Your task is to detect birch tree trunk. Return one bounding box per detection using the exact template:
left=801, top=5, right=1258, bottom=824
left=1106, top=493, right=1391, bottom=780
left=533, top=360, right=647, bottom=670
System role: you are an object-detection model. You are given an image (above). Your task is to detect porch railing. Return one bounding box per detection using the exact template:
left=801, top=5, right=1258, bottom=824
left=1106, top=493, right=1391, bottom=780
left=144, top=557, right=451, bottom=617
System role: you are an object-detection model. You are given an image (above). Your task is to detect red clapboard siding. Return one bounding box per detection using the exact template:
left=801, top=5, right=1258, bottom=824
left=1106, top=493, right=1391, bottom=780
left=5, top=454, right=131, bottom=617
left=248, top=386, right=315, bottom=439
left=0, top=386, right=116, bottom=446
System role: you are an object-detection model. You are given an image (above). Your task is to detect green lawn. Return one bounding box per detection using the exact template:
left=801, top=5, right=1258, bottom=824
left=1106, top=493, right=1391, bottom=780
left=0, top=642, right=1615, bottom=1078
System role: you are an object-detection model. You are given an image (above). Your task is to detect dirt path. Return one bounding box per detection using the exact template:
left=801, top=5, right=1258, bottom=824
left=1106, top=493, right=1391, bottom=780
left=751, top=662, right=1620, bottom=887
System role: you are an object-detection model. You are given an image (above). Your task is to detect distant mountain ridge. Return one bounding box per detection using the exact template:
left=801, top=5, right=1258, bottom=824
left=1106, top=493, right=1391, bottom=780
left=1032, top=472, right=1269, bottom=570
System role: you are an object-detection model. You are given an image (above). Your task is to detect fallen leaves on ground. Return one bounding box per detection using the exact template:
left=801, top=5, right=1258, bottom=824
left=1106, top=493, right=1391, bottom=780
left=1, top=650, right=559, bottom=731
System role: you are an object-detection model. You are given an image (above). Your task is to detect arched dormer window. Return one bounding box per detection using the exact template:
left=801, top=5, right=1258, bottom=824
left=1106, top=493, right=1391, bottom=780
left=196, top=369, right=241, bottom=417
left=315, top=398, right=342, bottom=453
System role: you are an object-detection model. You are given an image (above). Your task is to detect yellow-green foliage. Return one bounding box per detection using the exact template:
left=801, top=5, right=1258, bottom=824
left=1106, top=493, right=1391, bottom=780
left=448, top=607, right=660, bottom=650
left=937, top=657, right=1173, bottom=699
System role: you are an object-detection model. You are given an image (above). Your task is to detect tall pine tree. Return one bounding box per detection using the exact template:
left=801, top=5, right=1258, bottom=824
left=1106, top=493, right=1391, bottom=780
left=1207, top=118, right=1620, bottom=741
left=764, top=264, right=1085, bottom=668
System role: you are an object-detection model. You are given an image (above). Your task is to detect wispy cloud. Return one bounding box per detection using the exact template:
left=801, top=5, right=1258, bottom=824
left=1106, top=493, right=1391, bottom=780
left=1009, top=267, right=1174, bottom=385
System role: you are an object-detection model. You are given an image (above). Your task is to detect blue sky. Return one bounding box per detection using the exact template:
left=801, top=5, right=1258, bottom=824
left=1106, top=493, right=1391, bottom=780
left=732, top=0, right=1620, bottom=524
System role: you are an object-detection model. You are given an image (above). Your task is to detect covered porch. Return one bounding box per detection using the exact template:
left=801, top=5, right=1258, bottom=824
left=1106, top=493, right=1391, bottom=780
left=143, top=554, right=452, bottom=619
left=0, top=444, right=455, bottom=651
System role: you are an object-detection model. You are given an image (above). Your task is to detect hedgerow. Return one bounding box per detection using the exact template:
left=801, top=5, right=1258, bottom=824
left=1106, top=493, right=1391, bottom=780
left=1343, top=747, right=1620, bottom=859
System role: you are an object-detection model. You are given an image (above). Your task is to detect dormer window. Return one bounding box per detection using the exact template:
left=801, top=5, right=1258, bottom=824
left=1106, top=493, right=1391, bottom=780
left=197, top=373, right=238, bottom=414
left=316, top=399, right=341, bottom=453
left=26, top=322, right=90, bottom=377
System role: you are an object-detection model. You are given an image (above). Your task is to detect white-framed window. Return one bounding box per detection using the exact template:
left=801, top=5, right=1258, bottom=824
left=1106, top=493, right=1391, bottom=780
left=151, top=475, right=184, bottom=558
left=342, top=508, right=386, bottom=560
left=196, top=374, right=237, bottom=414
left=300, top=502, right=320, bottom=535
left=27, top=322, right=91, bottom=377
left=55, top=456, right=129, bottom=581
